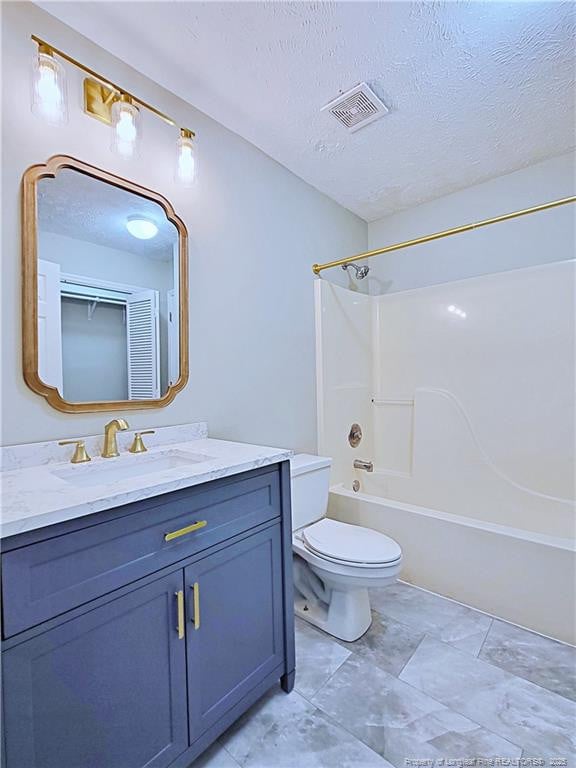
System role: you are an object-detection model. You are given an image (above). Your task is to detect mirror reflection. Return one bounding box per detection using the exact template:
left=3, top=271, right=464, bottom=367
left=36, top=168, right=180, bottom=402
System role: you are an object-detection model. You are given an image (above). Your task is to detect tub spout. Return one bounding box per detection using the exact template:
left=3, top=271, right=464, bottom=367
left=353, top=459, right=374, bottom=472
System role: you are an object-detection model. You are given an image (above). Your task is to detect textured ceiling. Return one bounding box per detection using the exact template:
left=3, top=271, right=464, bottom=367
left=38, top=168, right=177, bottom=259
left=38, top=1, right=576, bottom=221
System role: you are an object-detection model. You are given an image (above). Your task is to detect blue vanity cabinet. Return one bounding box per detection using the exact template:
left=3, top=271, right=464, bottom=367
left=2, top=570, right=189, bottom=768
left=1, top=462, right=295, bottom=768
left=186, top=525, right=284, bottom=742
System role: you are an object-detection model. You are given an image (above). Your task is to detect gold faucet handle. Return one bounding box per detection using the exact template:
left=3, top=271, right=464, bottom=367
left=129, top=430, right=156, bottom=454
left=59, top=440, right=91, bottom=464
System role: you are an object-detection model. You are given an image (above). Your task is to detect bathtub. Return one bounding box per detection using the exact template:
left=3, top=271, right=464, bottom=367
left=328, top=479, right=576, bottom=645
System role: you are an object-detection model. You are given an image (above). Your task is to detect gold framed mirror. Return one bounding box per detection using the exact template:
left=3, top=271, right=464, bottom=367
left=22, top=155, right=189, bottom=413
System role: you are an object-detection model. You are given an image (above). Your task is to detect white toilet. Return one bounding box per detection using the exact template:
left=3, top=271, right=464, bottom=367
left=290, top=454, right=402, bottom=642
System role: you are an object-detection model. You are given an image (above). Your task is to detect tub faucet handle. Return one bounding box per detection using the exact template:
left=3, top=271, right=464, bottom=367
left=348, top=423, right=363, bottom=447
left=353, top=459, right=373, bottom=473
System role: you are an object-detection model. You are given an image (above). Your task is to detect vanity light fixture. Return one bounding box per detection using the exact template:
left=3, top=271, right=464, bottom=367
left=30, top=35, right=197, bottom=183
left=31, top=43, right=68, bottom=125
left=126, top=216, right=158, bottom=239
left=176, top=129, right=197, bottom=187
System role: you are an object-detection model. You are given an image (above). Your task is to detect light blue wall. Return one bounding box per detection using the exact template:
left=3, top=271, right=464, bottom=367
left=61, top=299, right=128, bottom=402
left=366, top=153, right=576, bottom=295
left=1, top=2, right=367, bottom=449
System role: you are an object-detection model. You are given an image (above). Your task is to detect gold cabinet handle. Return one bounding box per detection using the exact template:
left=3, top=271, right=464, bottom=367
left=191, top=582, right=200, bottom=630
left=175, top=590, right=185, bottom=640
left=164, top=520, right=207, bottom=542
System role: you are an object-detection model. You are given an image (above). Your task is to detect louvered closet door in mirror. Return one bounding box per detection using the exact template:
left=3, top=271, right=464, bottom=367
left=22, top=156, right=189, bottom=412
left=127, top=290, right=160, bottom=399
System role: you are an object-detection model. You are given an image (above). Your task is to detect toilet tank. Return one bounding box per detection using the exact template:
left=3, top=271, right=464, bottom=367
left=290, top=454, right=332, bottom=531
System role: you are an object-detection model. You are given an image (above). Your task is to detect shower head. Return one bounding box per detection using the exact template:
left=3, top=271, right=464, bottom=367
left=342, top=263, right=370, bottom=280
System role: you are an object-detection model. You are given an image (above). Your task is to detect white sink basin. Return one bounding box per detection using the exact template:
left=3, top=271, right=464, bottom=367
left=52, top=450, right=214, bottom=487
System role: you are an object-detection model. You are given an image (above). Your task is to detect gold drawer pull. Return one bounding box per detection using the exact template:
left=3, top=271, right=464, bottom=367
left=175, top=590, right=185, bottom=640
left=191, top=582, right=200, bottom=630
left=164, top=520, right=207, bottom=542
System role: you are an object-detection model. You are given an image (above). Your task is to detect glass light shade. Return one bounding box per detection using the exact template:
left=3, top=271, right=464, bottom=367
left=111, top=97, right=141, bottom=158
left=126, top=216, right=158, bottom=239
left=176, top=131, right=197, bottom=187
left=31, top=49, right=68, bottom=125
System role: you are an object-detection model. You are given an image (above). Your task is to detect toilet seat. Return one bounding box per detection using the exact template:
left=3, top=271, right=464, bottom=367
left=301, top=518, right=402, bottom=567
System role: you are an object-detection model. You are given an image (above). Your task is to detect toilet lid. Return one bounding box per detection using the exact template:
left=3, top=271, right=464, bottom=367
left=302, top=519, right=401, bottom=565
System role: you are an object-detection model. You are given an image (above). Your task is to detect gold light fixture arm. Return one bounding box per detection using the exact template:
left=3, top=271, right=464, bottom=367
left=312, top=196, right=576, bottom=275
left=31, top=34, right=194, bottom=134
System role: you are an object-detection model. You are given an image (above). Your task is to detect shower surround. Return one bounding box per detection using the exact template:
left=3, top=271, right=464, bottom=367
left=315, top=260, right=575, bottom=643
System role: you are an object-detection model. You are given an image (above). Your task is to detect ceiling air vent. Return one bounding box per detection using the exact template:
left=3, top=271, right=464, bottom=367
left=321, top=82, right=389, bottom=133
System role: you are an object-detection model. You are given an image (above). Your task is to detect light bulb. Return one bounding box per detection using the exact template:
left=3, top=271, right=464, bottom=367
left=176, top=129, right=197, bottom=186
left=111, top=95, right=141, bottom=158
left=31, top=47, right=68, bottom=125
left=117, top=111, right=136, bottom=142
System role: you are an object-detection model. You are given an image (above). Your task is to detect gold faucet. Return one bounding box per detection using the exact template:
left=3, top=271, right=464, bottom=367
left=129, top=430, right=156, bottom=454
left=59, top=439, right=91, bottom=464
left=102, top=418, right=129, bottom=458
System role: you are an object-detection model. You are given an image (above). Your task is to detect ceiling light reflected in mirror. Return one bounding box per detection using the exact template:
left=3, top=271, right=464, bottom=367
left=126, top=216, right=159, bottom=240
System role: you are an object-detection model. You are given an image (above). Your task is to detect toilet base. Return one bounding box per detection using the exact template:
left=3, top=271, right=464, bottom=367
left=295, top=586, right=372, bottom=642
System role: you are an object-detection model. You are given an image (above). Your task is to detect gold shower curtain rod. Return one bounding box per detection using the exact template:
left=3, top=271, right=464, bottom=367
left=311, top=195, right=576, bottom=275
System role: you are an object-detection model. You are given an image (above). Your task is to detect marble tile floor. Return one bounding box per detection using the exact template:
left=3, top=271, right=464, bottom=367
left=194, top=581, right=576, bottom=768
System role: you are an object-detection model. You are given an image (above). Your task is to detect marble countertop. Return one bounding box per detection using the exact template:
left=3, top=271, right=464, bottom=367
left=1, top=424, right=292, bottom=538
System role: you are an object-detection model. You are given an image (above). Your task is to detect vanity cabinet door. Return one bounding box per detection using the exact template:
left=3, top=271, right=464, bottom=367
left=185, top=525, right=284, bottom=742
left=2, top=571, right=188, bottom=768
